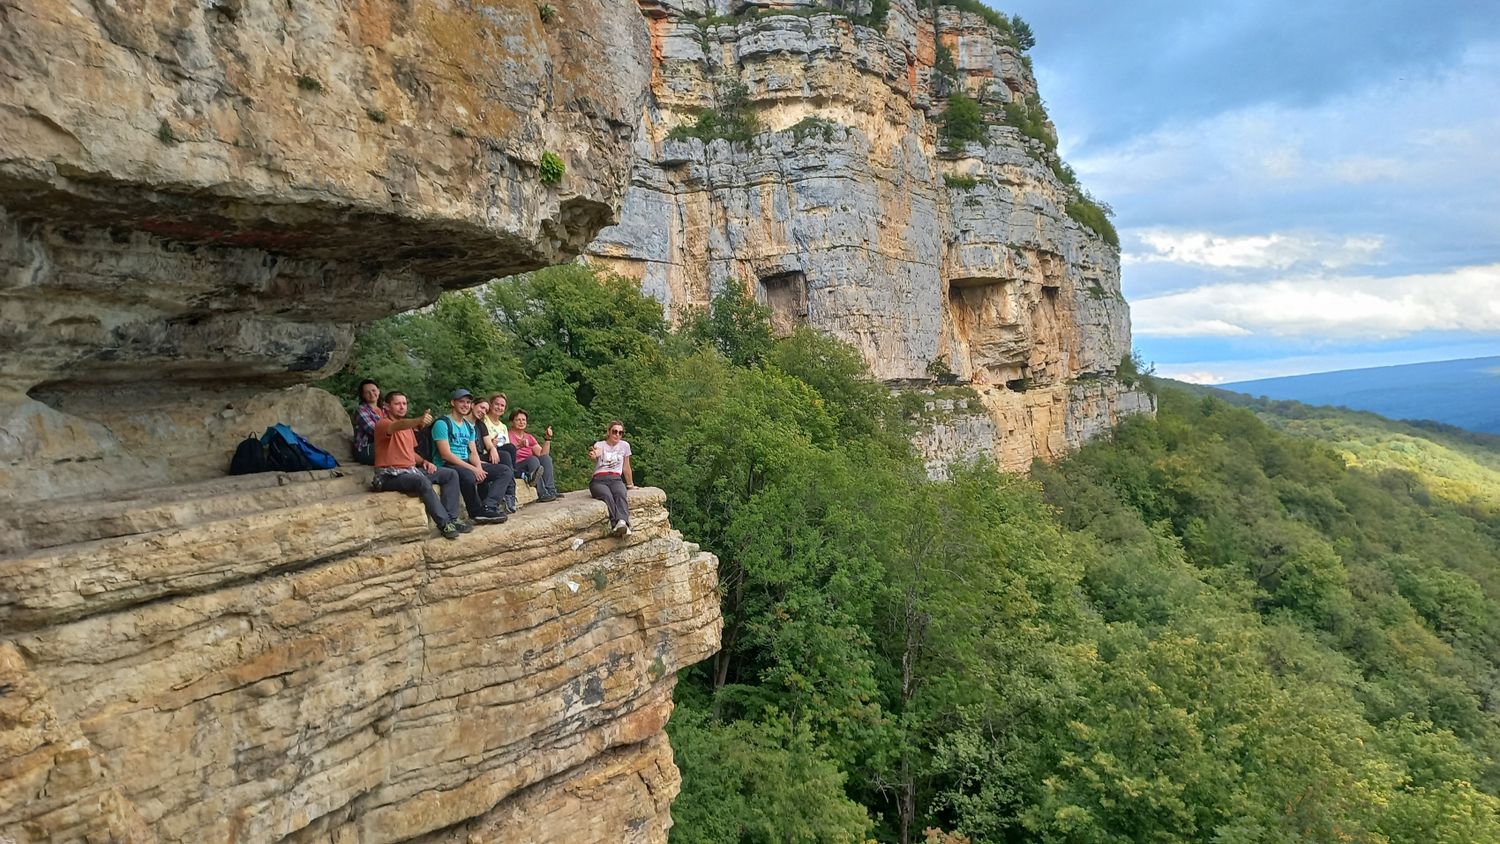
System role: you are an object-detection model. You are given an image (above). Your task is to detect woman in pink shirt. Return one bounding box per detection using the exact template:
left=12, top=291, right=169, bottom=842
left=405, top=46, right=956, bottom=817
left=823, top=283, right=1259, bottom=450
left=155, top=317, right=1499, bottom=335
left=508, top=409, right=559, bottom=503
left=588, top=419, right=634, bottom=537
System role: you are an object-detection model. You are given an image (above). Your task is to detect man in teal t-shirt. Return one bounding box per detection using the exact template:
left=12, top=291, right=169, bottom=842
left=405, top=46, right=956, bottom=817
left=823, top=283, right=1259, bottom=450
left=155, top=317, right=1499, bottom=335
left=432, top=388, right=511, bottom=523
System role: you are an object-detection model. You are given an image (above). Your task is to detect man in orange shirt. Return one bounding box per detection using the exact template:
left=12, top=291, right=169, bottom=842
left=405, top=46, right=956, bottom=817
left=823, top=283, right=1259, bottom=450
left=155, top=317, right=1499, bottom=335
left=372, top=391, right=467, bottom=540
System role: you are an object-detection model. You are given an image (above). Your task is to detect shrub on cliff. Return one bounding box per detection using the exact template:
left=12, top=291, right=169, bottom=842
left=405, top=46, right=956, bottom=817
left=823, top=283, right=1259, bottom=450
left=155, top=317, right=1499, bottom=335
left=1001, top=97, right=1052, bottom=148
left=667, top=81, right=760, bottom=145
left=940, top=90, right=987, bottom=150
left=938, top=0, right=1011, bottom=38
left=1066, top=195, right=1120, bottom=248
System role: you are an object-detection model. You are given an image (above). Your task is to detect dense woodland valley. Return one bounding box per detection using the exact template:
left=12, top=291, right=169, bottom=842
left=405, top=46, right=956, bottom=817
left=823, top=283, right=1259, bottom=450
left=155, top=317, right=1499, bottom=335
left=325, top=267, right=1500, bottom=843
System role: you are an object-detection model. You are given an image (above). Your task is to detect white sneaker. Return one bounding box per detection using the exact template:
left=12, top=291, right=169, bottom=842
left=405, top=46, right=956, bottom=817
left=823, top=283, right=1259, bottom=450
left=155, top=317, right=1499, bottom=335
left=624, top=525, right=633, bottom=537
left=611, top=520, right=627, bottom=537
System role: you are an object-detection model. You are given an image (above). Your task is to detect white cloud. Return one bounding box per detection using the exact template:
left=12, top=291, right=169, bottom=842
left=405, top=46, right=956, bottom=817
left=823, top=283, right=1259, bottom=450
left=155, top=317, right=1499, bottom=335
left=1133, top=263, right=1500, bottom=339
left=1166, top=370, right=1229, bottom=385
left=1156, top=344, right=1500, bottom=384
left=1125, top=229, right=1385, bottom=271
left=1329, top=156, right=1406, bottom=184
left=1072, top=42, right=1500, bottom=246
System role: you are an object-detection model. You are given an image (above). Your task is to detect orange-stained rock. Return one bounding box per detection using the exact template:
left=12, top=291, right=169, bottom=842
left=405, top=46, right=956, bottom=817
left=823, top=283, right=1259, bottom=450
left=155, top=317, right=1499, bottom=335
left=0, top=479, right=720, bottom=842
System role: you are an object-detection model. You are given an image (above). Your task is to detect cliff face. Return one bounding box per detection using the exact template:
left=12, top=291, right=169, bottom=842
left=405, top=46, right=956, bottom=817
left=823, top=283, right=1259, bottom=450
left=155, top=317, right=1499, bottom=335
left=587, top=0, right=1152, bottom=471
left=1, top=481, right=720, bottom=842
left=0, top=0, right=649, bottom=505
left=1, top=2, right=722, bottom=840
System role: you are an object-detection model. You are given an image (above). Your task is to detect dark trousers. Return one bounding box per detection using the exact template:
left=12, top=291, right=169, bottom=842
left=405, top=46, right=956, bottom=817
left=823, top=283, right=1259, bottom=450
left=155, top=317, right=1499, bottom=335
left=377, top=467, right=460, bottom=526
left=496, top=443, right=518, bottom=497
left=517, top=453, right=558, bottom=498
left=589, top=475, right=629, bottom=525
left=450, top=460, right=512, bottom=517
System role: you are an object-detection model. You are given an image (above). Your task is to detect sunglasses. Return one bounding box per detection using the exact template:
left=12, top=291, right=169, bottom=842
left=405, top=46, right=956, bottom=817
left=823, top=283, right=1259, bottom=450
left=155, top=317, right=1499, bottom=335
left=609, top=428, right=624, bottom=434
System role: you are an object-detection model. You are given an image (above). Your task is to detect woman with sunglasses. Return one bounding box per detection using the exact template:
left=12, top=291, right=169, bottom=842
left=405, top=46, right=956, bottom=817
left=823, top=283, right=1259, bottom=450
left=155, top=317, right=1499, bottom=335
left=588, top=420, right=634, bottom=536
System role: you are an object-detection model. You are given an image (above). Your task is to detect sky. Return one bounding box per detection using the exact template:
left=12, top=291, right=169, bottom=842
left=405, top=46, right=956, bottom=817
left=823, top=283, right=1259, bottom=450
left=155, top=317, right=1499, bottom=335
left=1000, top=0, right=1500, bottom=383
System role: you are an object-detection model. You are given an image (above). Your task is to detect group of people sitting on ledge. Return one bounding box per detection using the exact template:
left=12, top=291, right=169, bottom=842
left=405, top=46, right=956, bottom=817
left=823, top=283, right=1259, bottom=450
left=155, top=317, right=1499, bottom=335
left=349, top=380, right=635, bottom=542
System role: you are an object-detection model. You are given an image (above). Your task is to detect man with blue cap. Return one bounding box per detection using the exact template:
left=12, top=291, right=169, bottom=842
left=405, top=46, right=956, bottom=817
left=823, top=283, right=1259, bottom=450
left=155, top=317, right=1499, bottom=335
left=431, top=388, right=512, bottom=524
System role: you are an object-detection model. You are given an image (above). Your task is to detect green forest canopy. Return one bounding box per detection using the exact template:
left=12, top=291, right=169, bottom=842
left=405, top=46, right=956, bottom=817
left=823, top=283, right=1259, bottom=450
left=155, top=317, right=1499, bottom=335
left=323, top=266, right=1500, bottom=843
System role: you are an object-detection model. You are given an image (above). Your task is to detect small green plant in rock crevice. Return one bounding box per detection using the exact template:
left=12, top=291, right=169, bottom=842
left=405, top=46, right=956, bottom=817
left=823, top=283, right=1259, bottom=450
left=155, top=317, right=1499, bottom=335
left=590, top=566, right=608, bottom=591
left=366, top=107, right=387, bottom=124
left=295, top=74, right=323, bottom=92
left=537, top=3, right=556, bottom=23
left=539, top=151, right=566, bottom=184
left=157, top=119, right=178, bottom=145
left=943, top=173, right=978, bottom=190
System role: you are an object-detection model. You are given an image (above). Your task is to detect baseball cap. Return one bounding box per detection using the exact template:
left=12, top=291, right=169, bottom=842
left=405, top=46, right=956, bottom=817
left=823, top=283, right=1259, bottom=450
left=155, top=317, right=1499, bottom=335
left=450, top=388, right=473, bottom=400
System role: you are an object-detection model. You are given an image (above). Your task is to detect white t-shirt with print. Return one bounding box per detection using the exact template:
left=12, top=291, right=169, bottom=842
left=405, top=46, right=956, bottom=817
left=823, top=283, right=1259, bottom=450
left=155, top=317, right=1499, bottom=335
left=592, top=439, right=631, bottom=476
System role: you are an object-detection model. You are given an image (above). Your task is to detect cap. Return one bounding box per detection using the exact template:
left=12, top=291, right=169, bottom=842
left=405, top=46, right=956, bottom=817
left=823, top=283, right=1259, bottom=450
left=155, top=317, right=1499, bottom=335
left=450, top=388, right=473, bottom=400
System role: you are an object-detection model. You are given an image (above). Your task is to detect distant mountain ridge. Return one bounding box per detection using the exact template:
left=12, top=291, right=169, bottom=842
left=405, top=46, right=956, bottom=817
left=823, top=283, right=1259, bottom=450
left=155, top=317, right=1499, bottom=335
left=1225, top=356, right=1500, bottom=434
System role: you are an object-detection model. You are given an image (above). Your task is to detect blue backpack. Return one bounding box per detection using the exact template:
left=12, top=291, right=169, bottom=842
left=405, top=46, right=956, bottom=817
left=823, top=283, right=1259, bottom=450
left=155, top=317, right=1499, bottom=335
left=261, top=423, right=339, bottom=472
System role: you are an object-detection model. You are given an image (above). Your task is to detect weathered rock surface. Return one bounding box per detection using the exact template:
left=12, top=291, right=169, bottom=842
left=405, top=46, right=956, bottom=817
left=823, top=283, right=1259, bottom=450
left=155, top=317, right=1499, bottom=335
left=0, top=479, right=719, bottom=842
left=589, top=0, right=1153, bottom=469
left=1, top=0, right=651, bottom=502
left=2, top=3, right=724, bottom=840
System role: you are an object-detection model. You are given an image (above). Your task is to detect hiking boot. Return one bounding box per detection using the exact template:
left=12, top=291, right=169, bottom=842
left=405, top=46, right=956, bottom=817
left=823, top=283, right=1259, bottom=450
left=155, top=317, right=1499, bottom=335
left=504, top=495, right=518, bottom=513
left=440, top=522, right=461, bottom=541
left=455, top=520, right=475, bottom=533
left=474, top=508, right=507, bottom=524
left=536, top=494, right=558, bottom=503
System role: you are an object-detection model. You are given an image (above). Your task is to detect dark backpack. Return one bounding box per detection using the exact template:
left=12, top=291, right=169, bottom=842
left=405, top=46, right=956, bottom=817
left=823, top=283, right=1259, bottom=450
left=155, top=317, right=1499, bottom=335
left=261, top=423, right=339, bottom=472
left=229, top=434, right=271, bottom=475
left=415, top=424, right=436, bottom=463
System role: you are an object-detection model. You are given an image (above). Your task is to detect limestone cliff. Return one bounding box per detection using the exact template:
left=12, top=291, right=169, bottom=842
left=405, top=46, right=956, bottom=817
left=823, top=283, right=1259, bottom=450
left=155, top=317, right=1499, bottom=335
left=0, top=0, right=650, bottom=505
left=587, top=0, right=1153, bottom=472
left=1, top=480, right=720, bottom=842
left=1, top=2, right=722, bottom=840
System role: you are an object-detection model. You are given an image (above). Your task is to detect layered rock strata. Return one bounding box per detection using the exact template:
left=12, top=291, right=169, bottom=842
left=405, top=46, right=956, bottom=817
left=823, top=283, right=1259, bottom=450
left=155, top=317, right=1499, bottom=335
left=2, top=2, right=724, bottom=839
left=0, top=478, right=719, bottom=842
left=589, top=0, right=1152, bottom=471
left=1, top=0, right=650, bottom=503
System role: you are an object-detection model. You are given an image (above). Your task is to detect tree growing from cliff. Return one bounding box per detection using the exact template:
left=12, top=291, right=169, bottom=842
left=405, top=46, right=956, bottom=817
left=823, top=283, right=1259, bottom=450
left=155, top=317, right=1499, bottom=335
left=1010, top=16, right=1035, bottom=51
left=940, top=90, right=987, bottom=151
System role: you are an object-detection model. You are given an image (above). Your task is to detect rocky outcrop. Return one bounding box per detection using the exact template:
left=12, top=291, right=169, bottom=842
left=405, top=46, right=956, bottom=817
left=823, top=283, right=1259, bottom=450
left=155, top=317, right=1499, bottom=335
left=0, top=478, right=720, bottom=842
left=588, top=0, right=1153, bottom=470
left=2, top=2, right=723, bottom=840
left=1, top=0, right=650, bottom=504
